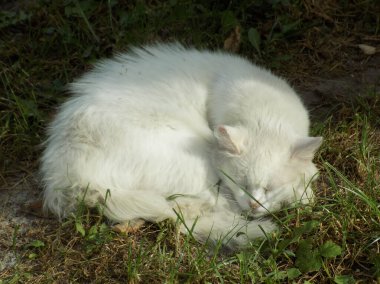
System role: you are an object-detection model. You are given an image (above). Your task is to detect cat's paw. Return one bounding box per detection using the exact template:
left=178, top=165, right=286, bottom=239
left=112, top=219, right=145, bottom=234
left=232, top=219, right=277, bottom=248
left=245, top=219, right=277, bottom=238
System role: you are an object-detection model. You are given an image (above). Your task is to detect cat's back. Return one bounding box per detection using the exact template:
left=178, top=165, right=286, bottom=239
left=69, top=44, right=258, bottom=102
left=72, top=44, right=213, bottom=97
left=64, top=44, right=220, bottom=129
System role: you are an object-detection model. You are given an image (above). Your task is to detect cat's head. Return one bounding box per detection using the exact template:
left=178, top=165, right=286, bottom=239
left=211, top=124, right=322, bottom=216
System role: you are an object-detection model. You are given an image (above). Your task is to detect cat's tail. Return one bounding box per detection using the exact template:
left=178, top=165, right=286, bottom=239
left=177, top=208, right=277, bottom=250
left=98, top=189, right=276, bottom=249
left=44, top=185, right=275, bottom=249
left=43, top=183, right=176, bottom=223
left=101, top=190, right=176, bottom=223
left=95, top=190, right=276, bottom=249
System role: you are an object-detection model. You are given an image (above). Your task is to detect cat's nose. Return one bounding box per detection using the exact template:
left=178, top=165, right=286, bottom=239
left=249, top=201, right=260, bottom=210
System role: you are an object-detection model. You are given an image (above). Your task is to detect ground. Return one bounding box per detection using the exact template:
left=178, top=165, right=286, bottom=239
left=1, top=1, right=379, bottom=283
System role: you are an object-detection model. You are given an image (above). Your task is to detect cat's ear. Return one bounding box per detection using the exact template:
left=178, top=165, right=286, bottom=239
left=291, top=137, right=323, bottom=160
left=214, top=125, right=247, bottom=155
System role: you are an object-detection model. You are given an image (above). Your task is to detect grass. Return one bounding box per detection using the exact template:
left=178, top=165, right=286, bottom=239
left=1, top=0, right=380, bottom=283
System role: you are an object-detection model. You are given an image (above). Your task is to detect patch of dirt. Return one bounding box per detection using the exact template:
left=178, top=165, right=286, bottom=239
left=297, top=54, right=380, bottom=120
left=0, top=53, right=379, bottom=275
left=0, top=172, right=53, bottom=273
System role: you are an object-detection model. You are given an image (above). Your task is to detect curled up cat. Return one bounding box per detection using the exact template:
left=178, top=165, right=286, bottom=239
left=41, top=43, right=322, bottom=250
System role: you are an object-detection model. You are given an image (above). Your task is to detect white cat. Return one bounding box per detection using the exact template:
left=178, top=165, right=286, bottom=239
left=41, top=44, right=322, bottom=249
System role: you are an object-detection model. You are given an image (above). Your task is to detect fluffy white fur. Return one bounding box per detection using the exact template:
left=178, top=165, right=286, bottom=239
left=41, top=44, right=322, bottom=249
